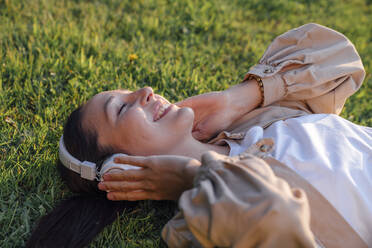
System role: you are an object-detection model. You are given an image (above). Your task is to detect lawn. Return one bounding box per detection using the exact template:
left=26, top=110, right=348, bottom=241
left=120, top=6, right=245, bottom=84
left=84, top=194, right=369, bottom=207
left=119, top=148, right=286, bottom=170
left=0, top=0, right=371, bottom=247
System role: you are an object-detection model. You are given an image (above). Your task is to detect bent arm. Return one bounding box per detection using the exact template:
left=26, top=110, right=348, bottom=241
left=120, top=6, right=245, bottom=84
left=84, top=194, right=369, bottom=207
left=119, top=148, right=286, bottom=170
left=223, top=78, right=262, bottom=118
left=162, top=151, right=316, bottom=247
left=244, top=23, right=365, bottom=114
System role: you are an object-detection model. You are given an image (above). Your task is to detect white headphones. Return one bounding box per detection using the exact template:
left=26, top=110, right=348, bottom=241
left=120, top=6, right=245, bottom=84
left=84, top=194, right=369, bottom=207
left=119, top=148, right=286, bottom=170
left=59, top=136, right=140, bottom=181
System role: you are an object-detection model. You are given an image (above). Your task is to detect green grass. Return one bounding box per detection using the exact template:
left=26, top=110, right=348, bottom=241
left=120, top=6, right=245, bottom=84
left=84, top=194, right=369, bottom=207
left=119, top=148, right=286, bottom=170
left=0, top=0, right=371, bottom=247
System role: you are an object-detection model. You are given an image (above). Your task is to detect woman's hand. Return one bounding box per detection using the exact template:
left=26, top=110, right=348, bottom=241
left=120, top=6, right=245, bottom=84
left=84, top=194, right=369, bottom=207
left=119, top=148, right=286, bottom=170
left=176, top=80, right=262, bottom=141
left=98, top=155, right=201, bottom=201
left=176, top=91, right=233, bottom=141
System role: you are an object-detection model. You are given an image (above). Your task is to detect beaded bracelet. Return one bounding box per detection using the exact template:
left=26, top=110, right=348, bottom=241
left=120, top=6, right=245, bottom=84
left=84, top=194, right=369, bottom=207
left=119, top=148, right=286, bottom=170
left=247, top=75, right=265, bottom=107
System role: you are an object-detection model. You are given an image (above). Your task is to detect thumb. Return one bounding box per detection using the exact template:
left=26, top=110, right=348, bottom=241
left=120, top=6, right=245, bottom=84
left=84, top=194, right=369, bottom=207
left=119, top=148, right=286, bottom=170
left=175, top=98, right=194, bottom=108
left=176, top=94, right=206, bottom=109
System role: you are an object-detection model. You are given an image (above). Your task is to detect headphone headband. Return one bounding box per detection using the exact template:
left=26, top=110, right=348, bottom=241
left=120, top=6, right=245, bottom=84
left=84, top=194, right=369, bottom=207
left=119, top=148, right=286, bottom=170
left=59, top=136, right=138, bottom=182
left=59, top=136, right=97, bottom=181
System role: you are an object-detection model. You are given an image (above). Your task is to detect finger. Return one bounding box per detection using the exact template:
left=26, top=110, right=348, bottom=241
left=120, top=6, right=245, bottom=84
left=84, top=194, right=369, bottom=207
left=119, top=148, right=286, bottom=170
left=175, top=95, right=201, bottom=108
left=102, top=169, right=147, bottom=181
left=175, top=99, right=193, bottom=108
left=114, top=155, right=148, bottom=168
left=99, top=180, right=149, bottom=192
left=107, top=190, right=152, bottom=201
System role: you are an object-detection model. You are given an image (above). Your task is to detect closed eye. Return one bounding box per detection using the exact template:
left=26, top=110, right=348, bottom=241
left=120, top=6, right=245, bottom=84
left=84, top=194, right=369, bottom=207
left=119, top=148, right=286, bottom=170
left=118, top=103, right=127, bottom=115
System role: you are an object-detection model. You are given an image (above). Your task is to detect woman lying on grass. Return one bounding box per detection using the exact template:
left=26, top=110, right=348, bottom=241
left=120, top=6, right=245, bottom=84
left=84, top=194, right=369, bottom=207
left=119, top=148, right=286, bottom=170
left=27, top=23, right=371, bottom=248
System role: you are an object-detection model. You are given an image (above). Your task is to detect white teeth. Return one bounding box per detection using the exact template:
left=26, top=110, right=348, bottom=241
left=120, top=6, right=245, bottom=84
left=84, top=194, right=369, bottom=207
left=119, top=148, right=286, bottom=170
left=155, top=103, right=170, bottom=121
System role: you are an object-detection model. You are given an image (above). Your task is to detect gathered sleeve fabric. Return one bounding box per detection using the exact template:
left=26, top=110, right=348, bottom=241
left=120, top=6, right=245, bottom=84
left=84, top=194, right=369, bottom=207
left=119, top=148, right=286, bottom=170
left=162, top=151, right=316, bottom=248
left=244, top=23, right=365, bottom=114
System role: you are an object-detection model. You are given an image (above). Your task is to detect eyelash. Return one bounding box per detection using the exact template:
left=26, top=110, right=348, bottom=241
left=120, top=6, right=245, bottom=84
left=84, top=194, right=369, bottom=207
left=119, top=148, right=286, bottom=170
left=118, top=103, right=127, bottom=115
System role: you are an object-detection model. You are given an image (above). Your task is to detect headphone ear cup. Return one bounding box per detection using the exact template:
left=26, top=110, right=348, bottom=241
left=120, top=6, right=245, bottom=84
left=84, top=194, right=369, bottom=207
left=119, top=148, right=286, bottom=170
left=104, top=168, right=124, bottom=175
left=99, top=153, right=141, bottom=180
left=95, top=159, right=106, bottom=173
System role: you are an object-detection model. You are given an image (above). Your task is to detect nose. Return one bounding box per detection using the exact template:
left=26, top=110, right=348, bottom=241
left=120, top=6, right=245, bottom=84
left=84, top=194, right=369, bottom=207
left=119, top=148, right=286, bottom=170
left=137, top=87, right=154, bottom=106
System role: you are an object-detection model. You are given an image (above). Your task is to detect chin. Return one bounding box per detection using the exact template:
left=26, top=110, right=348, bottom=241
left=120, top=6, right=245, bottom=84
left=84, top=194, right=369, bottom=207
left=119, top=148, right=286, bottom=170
left=176, top=107, right=194, bottom=133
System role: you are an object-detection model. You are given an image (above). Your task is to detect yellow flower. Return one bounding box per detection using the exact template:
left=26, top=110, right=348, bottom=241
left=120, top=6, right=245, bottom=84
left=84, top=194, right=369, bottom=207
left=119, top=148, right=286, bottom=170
left=128, top=54, right=138, bottom=61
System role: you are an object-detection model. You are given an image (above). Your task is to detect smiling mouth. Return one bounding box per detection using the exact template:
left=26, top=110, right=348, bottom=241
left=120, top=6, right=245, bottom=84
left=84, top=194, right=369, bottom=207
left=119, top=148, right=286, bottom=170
left=154, top=103, right=172, bottom=121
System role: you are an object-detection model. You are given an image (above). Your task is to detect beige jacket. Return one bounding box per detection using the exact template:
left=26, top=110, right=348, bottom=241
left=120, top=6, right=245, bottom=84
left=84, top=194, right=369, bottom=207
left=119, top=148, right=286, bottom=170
left=215, top=22, right=365, bottom=137
left=162, top=23, right=366, bottom=247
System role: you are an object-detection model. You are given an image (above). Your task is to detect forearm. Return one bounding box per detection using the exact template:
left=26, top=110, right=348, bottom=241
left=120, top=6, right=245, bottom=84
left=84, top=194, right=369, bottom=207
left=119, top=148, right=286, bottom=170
left=175, top=78, right=263, bottom=141
left=163, top=151, right=316, bottom=247
left=182, top=159, right=201, bottom=191
left=244, top=23, right=365, bottom=113
left=223, top=79, right=262, bottom=121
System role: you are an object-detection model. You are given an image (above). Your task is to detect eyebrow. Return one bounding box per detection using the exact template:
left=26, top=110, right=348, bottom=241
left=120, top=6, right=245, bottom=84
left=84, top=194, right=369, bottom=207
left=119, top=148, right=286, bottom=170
left=104, top=95, right=114, bottom=121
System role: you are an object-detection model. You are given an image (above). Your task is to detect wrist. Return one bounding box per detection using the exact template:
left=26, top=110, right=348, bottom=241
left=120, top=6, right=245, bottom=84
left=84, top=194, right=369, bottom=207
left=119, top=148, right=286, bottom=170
left=183, top=159, right=201, bottom=189
left=224, top=79, right=262, bottom=119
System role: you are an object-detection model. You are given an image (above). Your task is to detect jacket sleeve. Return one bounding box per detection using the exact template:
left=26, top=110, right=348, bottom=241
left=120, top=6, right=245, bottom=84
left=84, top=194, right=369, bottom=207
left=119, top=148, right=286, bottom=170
left=162, top=151, right=316, bottom=248
left=244, top=23, right=365, bottom=114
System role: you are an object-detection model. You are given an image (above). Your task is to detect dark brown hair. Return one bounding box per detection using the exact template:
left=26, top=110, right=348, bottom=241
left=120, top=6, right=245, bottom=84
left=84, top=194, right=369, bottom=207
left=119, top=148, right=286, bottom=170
left=27, top=106, right=138, bottom=247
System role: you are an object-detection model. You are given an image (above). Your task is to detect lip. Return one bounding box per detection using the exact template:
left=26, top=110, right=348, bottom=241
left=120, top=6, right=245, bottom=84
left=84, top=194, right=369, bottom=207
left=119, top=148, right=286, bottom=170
left=153, top=101, right=162, bottom=121
left=153, top=102, right=173, bottom=122
left=153, top=100, right=171, bottom=121
left=157, top=104, right=173, bottom=121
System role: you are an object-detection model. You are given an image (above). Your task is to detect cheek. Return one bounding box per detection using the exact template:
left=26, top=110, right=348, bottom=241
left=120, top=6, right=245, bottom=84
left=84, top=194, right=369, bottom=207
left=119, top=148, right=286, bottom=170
left=116, top=107, right=194, bottom=155
left=117, top=111, right=154, bottom=154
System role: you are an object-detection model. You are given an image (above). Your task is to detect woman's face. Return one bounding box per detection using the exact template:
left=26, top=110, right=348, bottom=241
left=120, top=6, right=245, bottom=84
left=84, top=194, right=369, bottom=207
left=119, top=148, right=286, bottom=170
left=82, top=87, right=194, bottom=156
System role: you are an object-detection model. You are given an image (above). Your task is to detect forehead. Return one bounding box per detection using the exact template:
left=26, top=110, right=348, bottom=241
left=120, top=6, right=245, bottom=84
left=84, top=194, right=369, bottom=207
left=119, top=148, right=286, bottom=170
left=82, top=89, right=131, bottom=124
left=93, top=89, right=131, bottom=101
left=86, top=89, right=131, bottom=107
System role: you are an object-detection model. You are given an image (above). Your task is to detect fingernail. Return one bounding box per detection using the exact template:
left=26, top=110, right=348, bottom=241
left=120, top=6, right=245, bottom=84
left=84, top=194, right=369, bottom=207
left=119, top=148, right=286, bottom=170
left=98, top=183, right=106, bottom=191
left=107, top=193, right=114, bottom=200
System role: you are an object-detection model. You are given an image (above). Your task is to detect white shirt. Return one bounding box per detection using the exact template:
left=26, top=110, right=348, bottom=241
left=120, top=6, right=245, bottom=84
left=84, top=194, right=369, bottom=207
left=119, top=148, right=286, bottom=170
left=226, top=114, right=372, bottom=244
